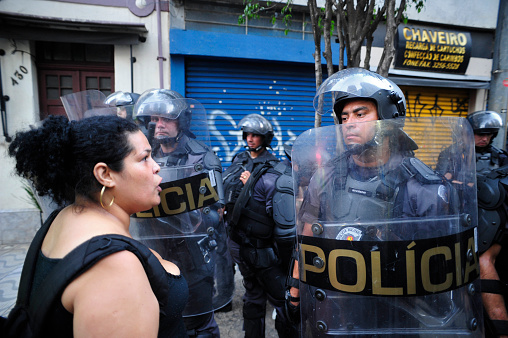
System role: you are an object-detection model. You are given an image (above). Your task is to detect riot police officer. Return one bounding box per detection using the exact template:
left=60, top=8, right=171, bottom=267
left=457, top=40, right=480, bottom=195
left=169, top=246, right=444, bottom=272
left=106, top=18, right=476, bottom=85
left=437, top=110, right=507, bottom=180
left=223, top=114, right=279, bottom=225
left=225, top=114, right=297, bottom=338
left=469, top=110, right=508, bottom=173
left=463, top=111, right=508, bottom=337
left=130, top=89, right=233, bottom=338
left=436, top=110, right=508, bottom=336
left=288, top=68, right=483, bottom=336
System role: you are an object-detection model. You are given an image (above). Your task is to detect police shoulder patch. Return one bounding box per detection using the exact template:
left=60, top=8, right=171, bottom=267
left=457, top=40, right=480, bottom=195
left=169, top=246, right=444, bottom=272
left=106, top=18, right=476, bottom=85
left=336, top=226, right=363, bottom=241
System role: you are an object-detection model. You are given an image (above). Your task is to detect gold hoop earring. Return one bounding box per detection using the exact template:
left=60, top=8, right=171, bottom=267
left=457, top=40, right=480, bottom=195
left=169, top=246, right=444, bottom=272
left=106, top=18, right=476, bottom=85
left=100, top=185, right=115, bottom=209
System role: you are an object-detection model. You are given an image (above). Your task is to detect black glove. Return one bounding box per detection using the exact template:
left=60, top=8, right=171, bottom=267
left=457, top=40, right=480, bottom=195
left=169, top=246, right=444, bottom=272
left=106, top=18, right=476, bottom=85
left=285, top=289, right=301, bottom=325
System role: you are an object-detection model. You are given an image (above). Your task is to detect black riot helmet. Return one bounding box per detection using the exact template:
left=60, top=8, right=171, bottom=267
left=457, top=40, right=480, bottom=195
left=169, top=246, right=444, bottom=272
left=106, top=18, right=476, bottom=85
left=104, top=91, right=140, bottom=120
left=467, top=110, right=503, bottom=141
left=104, top=91, right=141, bottom=106
left=314, top=68, right=406, bottom=124
left=135, top=89, right=193, bottom=145
left=238, top=114, right=274, bottom=151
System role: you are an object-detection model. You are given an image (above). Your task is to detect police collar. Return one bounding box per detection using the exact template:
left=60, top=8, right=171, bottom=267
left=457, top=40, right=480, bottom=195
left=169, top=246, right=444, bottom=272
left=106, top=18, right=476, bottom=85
left=475, top=145, right=491, bottom=154
left=248, top=146, right=266, bottom=158
left=154, top=135, right=188, bottom=158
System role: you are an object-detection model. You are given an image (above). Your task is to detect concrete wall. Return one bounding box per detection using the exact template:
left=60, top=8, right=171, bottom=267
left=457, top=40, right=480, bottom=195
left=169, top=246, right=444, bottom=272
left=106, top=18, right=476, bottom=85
left=0, top=39, right=39, bottom=211
left=0, top=209, right=41, bottom=245
left=297, top=0, right=499, bottom=30
left=405, top=0, right=499, bottom=29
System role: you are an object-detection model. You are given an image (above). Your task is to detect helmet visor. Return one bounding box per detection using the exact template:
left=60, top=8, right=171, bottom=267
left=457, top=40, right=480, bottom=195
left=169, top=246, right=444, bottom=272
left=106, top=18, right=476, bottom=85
left=136, top=98, right=189, bottom=119
left=104, top=91, right=136, bottom=106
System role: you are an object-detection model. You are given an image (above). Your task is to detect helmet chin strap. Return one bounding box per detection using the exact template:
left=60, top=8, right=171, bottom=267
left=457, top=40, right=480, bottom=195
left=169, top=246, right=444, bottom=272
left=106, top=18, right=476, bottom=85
left=346, top=138, right=381, bottom=156
left=245, top=145, right=264, bottom=152
left=475, top=145, right=490, bottom=152
left=154, top=131, right=183, bottom=147
left=345, top=124, right=387, bottom=156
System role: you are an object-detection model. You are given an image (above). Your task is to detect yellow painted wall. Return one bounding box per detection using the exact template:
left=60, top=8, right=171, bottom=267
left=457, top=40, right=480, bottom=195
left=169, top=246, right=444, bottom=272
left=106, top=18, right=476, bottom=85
left=400, top=86, right=470, bottom=168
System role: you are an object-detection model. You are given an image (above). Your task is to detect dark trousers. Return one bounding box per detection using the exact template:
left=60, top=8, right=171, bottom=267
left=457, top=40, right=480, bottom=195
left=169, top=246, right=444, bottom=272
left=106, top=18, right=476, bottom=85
left=228, top=238, right=298, bottom=338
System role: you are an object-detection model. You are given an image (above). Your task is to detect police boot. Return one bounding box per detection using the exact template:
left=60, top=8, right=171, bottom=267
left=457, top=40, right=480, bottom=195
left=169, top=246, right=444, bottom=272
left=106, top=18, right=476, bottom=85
left=243, top=302, right=266, bottom=338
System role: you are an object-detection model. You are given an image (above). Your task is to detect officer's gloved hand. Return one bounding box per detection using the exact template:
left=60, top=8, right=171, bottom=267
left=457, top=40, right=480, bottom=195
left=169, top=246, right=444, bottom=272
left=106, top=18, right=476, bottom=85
left=285, top=288, right=301, bottom=325
left=285, top=244, right=301, bottom=324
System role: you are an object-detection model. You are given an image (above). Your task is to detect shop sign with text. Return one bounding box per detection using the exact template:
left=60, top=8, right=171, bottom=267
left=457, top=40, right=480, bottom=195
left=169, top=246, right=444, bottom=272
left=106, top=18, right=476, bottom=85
left=395, top=25, right=471, bottom=74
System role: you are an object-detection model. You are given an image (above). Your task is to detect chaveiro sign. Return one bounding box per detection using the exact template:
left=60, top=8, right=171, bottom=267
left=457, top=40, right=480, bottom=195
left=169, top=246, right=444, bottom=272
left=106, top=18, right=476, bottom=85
left=395, top=25, right=472, bottom=74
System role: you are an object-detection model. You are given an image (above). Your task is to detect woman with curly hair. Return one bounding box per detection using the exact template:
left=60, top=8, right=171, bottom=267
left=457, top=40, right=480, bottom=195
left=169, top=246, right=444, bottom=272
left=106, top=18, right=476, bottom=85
left=8, top=115, right=189, bottom=337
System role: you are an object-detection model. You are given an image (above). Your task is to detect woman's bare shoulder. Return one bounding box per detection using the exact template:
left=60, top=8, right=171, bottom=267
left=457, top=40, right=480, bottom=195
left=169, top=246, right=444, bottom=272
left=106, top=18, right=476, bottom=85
left=63, top=249, right=160, bottom=337
left=42, top=207, right=129, bottom=259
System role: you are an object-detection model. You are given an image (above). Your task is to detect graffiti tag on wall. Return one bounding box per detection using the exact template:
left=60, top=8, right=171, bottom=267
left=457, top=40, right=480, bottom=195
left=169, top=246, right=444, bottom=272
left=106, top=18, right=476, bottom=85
left=403, top=90, right=469, bottom=118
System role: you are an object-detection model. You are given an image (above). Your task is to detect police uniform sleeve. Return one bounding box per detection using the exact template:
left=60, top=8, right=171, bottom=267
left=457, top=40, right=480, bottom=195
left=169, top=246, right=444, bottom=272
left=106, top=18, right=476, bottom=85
left=299, top=171, right=325, bottom=225
left=401, top=179, right=457, bottom=239
left=254, top=171, right=279, bottom=216
left=403, top=179, right=453, bottom=217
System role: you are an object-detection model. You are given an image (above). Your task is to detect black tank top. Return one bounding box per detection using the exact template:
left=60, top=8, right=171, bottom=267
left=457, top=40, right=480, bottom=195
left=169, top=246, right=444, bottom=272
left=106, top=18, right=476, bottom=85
left=31, top=250, right=189, bottom=337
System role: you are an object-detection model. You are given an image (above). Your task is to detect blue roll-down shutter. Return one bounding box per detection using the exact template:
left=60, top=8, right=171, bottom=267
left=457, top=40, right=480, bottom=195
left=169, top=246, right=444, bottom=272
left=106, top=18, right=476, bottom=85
left=184, top=57, right=335, bottom=167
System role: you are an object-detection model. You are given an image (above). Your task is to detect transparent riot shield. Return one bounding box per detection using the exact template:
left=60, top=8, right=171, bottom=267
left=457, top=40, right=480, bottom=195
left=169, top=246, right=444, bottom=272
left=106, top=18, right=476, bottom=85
left=130, top=98, right=232, bottom=317
left=130, top=164, right=232, bottom=316
left=293, top=117, right=482, bottom=337
left=60, top=90, right=133, bottom=121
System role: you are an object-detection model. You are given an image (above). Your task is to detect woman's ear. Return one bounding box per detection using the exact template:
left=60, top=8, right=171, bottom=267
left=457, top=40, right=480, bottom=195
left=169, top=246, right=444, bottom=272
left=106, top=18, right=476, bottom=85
left=93, top=162, right=115, bottom=188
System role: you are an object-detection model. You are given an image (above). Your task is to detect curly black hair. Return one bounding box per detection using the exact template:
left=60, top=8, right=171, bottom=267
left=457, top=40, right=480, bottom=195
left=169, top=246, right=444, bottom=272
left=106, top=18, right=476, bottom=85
left=8, top=115, right=140, bottom=205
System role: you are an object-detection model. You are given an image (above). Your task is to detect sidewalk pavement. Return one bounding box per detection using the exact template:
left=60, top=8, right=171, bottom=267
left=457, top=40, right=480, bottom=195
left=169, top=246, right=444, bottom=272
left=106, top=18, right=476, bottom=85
left=0, top=243, right=29, bottom=317
left=215, top=266, right=276, bottom=337
left=0, top=243, right=277, bottom=337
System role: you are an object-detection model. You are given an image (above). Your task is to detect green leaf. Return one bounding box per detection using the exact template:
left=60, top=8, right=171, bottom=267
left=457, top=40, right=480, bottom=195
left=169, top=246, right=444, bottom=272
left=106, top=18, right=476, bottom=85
left=22, top=181, right=41, bottom=211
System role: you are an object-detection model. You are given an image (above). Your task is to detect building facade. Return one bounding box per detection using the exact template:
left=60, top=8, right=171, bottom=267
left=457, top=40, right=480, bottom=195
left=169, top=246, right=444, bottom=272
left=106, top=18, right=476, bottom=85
left=0, top=0, right=502, bottom=242
left=0, top=0, right=168, bottom=242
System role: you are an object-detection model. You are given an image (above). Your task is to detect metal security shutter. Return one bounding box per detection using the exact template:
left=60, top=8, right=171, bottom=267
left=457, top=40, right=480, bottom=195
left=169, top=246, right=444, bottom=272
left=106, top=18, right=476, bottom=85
left=399, top=86, right=470, bottom=168
left=185, top=57, right=335, bottom=166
